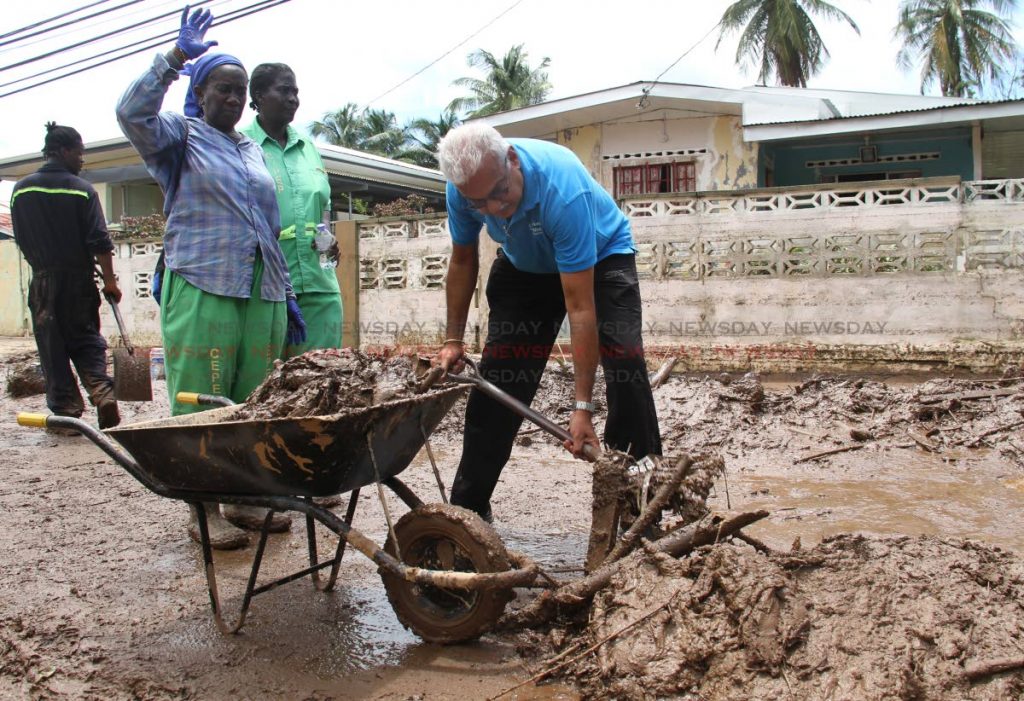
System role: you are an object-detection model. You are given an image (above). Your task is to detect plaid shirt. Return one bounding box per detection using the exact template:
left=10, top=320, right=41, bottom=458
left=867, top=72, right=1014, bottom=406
left=116, top=53, right=293, bottom=301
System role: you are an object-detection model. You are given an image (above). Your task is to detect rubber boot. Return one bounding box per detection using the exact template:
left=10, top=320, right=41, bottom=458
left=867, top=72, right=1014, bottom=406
left=188, top=503, right=250, bottom=550
left=97, top=398, right=120, bottom=429
left=222, top=504, right=292, bottom=532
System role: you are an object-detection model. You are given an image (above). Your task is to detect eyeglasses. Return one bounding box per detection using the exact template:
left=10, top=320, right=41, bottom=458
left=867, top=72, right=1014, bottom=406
left=464, top=157, right=511, bottom=208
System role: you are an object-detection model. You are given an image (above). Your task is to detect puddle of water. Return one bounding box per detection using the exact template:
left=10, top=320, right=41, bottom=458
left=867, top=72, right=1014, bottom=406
left=497, top=527, right=589, bottom=573
left=721, top=450, right=1024, bottom=552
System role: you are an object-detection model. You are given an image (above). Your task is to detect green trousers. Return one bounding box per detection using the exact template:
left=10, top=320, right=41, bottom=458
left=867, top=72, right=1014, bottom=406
left=161, top=258, right=286, bottom=416
left=284, top=291, right=343, bottom=359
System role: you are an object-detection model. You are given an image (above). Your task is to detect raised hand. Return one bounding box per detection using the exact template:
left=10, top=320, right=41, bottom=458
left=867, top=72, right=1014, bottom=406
left=176, top=5, right=218, bottom=60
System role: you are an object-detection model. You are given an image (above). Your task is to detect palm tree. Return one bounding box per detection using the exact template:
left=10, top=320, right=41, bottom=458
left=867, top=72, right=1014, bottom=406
left=309, top=102, right=363, bottom=148
left=399, top=110, right=461, bottom=168
left=358, top=108, right=409, bottom=159
left=716, top=0, right=860, bottom=87
left=448, top=45, right=552, bottom=117
left=894, top=0, right=1018, bottom=97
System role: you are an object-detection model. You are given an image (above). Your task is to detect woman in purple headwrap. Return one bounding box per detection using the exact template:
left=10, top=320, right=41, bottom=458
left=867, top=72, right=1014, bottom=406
left=116, top=6, right=305, bottom=549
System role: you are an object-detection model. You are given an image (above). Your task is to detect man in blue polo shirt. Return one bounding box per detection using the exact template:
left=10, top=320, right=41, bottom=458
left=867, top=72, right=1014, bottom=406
left=436, top=123, right=661, bottom=522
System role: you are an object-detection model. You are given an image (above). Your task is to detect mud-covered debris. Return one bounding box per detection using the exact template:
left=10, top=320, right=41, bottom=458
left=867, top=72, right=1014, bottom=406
left=238, top=349, right=427, bottom=420
left=720, top=371, right=764, bottom=407
left=549, top=535, right=1024, bottom=700
left=6, top=359, right=45, bottom=398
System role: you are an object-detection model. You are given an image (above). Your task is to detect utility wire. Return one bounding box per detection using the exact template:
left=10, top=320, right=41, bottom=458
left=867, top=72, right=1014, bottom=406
left=637, top=20, right=721, bottom=110
left=0, top=0, right=235, bottom=89
left=3, top=0, right=190, bottom=54
left=0, top=0, right=146, bottom=50
left=0, top=0, right=291, bottom=99
left=0, top=0, right=215, bottom=73
left=0, top=0, right=114, bottom=43
left=365, top=0, right=525, bottom=107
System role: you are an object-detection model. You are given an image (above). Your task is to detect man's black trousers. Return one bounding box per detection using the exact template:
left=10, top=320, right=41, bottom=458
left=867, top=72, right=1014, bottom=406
left=450, top=252, right=662, bottom=517
left=28, top=270, right=115, bottom=417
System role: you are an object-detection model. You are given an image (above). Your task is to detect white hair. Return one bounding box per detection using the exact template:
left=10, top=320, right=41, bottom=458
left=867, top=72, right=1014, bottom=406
left=436, top=123, right=509, bottom=185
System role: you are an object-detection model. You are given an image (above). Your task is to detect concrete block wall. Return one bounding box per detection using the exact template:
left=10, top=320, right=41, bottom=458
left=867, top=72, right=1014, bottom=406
left=90, top=177, right=1024, bottom=372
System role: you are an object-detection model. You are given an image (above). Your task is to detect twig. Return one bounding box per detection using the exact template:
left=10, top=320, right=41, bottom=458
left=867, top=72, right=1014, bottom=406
left=954, top=419, right=1024, bottom=448
left=794, top=444, right=865, bottom=463
left=907, top=428, right=938, bottom=452
left=488, top=594, right=677, bottom=700
left=963, top=656, right=1024, bottom=681
left=733, top=531, right=776, bottom=555
left=919, top=387, right=1020, bottom=405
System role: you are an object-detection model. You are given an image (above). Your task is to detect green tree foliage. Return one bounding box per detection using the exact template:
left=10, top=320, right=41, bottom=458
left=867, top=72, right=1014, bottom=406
left=448, top=45, right=552, bottom=117
left=716, top=0, right=860, bottom=87
left=399, top=111, right=461, bottom=168
left=894, top=0, right=1019, bottom=97
left=309, top=102, right=364, bottom=148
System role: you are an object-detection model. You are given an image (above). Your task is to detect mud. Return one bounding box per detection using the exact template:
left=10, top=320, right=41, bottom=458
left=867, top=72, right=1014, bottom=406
left=238, top=349, right=428, bottom=419
left=547, top=534, right=1024, bottom=700
left=2, top=339, right=1024, bottom=700
left=4, top=352, right=45, bottom=398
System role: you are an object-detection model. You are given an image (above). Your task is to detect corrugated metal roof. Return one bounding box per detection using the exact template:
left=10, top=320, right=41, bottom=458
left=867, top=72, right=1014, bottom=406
left=747, top=97, right=1024, bottom=127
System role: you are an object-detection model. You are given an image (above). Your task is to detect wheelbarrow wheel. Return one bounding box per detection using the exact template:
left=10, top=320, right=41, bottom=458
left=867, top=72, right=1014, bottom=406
left=381, top=503, right=514, bottom=644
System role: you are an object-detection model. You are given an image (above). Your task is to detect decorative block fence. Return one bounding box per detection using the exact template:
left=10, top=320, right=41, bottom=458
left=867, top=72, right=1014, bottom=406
left=105, top=176, right=1024, bottom=371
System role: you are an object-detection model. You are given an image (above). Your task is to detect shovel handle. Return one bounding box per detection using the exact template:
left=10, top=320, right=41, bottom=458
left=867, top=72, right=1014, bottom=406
left=449, top=358, right=601, bottom=461
left=103, top=291, right=134, bottom=356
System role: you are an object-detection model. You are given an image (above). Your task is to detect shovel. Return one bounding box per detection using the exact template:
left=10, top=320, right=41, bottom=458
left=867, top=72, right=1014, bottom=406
left=103, top=292, right=152, bottom=401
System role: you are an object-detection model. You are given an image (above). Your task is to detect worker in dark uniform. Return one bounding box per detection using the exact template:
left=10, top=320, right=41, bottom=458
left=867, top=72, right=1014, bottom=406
left=10, top=122, right=122, bottom=430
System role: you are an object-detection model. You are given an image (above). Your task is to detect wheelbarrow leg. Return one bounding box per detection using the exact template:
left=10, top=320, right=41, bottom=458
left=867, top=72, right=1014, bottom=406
left=195, top=502, right=274, bottom=634
left=306, top=489, right=360, bottom=593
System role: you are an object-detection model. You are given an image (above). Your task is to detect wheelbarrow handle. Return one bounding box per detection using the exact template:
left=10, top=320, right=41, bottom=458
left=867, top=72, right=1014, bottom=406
left=449, top=358, right=601, bottom=461
left=176, top=391, right=236, bottom=407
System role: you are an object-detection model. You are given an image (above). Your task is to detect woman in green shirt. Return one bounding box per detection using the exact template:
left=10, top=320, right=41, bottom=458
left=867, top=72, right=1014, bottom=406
left=242, top=63, right=343, bottom=358
left=228, top=63, right=344, bottom=531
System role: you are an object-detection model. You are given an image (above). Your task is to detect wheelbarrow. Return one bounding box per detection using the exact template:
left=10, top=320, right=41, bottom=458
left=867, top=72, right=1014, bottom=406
left=16, top=384, right=541, bottom=643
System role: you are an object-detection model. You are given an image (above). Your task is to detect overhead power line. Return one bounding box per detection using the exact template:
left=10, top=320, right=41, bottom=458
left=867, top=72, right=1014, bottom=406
left=0, top=0, right=292, bottom=100
left=0, top=0, right=146, bottom=50
left=637, top=21, right=721, bottom=110
left=0, top=0, right=115, bottom=43
left=366, top=0, right=525, bottom=107
left=0, top=0, right=233, bottom=88
left=0, top=0, right=216, bottom=73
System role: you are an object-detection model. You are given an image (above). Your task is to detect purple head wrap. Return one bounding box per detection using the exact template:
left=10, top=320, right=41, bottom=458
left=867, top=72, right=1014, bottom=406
left=182, top=53, right=245, bottom=118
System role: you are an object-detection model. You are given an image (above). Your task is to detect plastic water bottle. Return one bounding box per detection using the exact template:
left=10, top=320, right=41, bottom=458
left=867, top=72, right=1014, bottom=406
left=149, top=347, right=165, bottom=381
left=314, top=224, right=337, bottom=270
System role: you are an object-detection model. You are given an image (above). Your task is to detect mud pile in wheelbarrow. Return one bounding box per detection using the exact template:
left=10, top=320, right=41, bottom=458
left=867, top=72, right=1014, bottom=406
left=235, top=349, right=426, bottom=419
left=519, top=534, right=1024, bottom=700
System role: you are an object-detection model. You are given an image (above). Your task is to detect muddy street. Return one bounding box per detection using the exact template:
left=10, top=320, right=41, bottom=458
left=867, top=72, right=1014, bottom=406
left=1, top=343, right=1023, bottom=699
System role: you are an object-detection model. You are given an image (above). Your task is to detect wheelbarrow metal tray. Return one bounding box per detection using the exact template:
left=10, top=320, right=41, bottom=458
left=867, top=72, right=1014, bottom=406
left=104, top=385, right=466, bottom=497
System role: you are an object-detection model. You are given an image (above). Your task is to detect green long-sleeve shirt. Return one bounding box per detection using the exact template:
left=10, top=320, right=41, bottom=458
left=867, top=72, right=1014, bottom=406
left=242, top=118, right=339, bottom=295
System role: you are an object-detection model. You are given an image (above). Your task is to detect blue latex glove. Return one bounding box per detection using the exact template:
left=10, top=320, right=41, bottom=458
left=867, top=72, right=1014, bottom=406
left=176, top=6, right=218, bottom=60
left=151, top=271, right=162, bottom=305
left=286, top=299, right=307, bottom=346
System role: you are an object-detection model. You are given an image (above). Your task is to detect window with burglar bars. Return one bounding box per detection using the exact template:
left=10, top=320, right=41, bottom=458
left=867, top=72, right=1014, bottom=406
left=614, top=161, right=696, bottom=198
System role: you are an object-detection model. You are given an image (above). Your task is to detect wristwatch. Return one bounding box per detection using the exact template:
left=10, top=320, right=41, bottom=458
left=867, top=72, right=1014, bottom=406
left=574, top=400, right=595, bottom=413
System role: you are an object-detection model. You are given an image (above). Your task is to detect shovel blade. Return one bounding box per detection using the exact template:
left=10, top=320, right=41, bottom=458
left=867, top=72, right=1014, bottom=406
left=113, top=347, right=153, bottom=401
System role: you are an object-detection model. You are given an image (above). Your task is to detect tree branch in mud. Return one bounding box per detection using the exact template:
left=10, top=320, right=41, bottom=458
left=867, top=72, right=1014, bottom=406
left=794, top=444, right=864, bottom=463
left=489, top=593, right=679, bottom=700
left=601, top=454, right=694, bottom=567
left=648, top=356, right=679, bottom=390
left=502, top=510, right=769, bottom=630
left=963, top=657, right=1024, bottom=681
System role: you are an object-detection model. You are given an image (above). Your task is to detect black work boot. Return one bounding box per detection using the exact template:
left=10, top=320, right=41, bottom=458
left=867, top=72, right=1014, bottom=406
left=97, top=399, right=120, bottom=429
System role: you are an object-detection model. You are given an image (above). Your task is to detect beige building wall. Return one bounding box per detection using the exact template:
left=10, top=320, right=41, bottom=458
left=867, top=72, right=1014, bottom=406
left=0, top=241, right=30, bottom=336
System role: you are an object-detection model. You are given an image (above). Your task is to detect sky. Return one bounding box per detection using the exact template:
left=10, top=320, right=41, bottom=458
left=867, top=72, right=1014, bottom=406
left=1, top=0, right=1022, bottom=203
